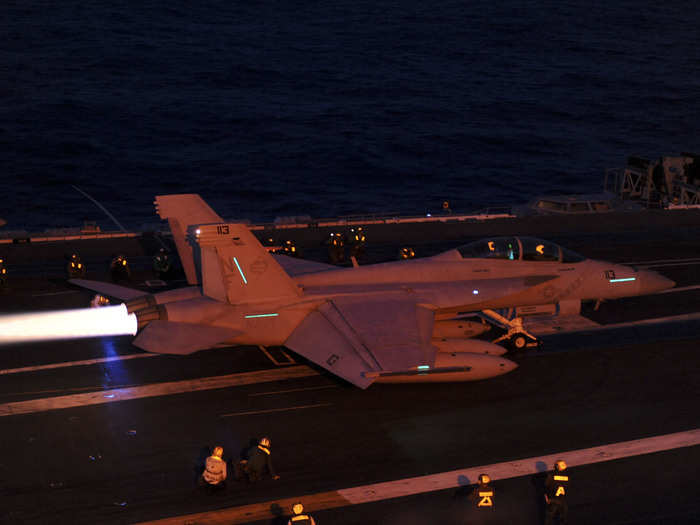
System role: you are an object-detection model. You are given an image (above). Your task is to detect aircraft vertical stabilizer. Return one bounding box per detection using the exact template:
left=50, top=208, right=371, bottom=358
left=154, top=194, right=223, bottom=285
left=193, top=223, right=301, bottom=304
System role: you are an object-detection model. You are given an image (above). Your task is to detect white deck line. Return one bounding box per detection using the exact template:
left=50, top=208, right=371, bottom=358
left=654, top=284, right=700, bottom=294
left=0, top=353, right=159, bottom=376
left=625, top=257, right=700, bottom=265
left=637, top=261, right=700, bottom=268
left=30, top=290, right=81, bottom=297
left=337, top=428, right=700, bottom=504
left=591, top=311, right=700, bottom=330
left=0, top=365, right=318, bottom=417
left=135, top=428, right=700, bottom=525
left=220, top=403, right=332, bottom=417
left=529, top=310, right=700, bottom=337
left=0, top=232, right=139, bottom=244
left=248, top=384, right=338, bottom=397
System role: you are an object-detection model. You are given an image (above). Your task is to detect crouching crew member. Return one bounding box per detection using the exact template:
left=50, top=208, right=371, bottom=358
left=545, top=460, right=569, bottom=525
left=287, top=502, right=316, bottom=525
left=247, top=437, right=280, bottom=482
left=199, top=446, right=227, bottom=490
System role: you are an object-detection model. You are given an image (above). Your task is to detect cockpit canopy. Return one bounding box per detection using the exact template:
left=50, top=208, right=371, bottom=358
left=456, top=237, right=585, bottom=263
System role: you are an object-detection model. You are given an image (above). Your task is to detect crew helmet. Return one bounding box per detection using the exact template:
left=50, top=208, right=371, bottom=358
left=292, top=503, right=304, bottom=515
left=554, top=460, right=567, bottom=471
left=259, top=437, right=271, bottom=447
left=478, top=474, right=490, bottom=484
left=212, top=446, right=223, bottom=458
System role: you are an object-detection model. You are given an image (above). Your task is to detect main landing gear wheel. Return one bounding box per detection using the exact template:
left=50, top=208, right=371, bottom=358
left=510, top=333, right=529, bottom=350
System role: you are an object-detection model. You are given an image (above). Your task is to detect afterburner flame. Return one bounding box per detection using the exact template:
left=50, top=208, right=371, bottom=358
left=0, top=304, right=137, bottom=344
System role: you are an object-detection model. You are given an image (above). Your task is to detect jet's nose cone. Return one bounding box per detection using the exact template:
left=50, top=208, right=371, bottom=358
left=640, top=270, right=675, bottom=293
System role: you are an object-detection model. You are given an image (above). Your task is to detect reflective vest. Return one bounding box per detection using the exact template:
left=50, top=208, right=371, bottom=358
left=203, top=455, right=226, bottom=484
left=476, top=486, right=494, bottom=508
left=288, top=514, right=313, bottom=524
left=547, top=473, right=569, bottom=500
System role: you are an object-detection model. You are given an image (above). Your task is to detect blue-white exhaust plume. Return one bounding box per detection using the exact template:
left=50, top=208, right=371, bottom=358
left=0, top=304, right=137, bottom=345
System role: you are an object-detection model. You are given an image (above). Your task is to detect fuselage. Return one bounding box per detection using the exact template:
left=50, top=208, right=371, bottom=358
left=145, top=237, right=673, bottom=348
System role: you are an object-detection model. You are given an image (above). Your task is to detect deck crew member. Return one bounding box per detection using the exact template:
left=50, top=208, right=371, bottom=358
left=287, top=502, right=316, bottom=525
left=327, top=232, right=345, bottom=264
left=110, top=254, right=131, bottom=282
left=66, top=253, right=86, bottom=279
left=349, top=226, right=366, bottom=259
left=200, top=446, right=227, bottom=490
left=152, top=248, right=171, bottom=279
left=470, top=473, right=495, bottom=509
left=545, top=460, right=569, bottom=525
left=247, top=437, right=279, bottom=482
left=467, top=473, right=497, bottom=522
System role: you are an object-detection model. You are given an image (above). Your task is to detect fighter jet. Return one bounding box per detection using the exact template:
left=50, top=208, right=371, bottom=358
left=72, top=194, right=674, bottom=388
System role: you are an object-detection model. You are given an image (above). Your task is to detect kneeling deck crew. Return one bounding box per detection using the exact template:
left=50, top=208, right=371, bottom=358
left=200, top=446, right=227, bottom=489
left=245, top=437, right=279, bottom=482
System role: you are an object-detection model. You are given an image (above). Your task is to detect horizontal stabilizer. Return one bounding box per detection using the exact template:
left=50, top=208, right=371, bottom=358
left=132, top=320, right=241, bottom=355
left=69, top=279, right=147, bottom=301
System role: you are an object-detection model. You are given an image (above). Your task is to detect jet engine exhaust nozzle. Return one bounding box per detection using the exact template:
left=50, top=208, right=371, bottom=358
left=125, top=296, right=167, bottom=330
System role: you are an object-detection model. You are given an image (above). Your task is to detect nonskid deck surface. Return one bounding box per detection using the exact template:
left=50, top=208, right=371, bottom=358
left=0, top=224, right=698, bottom=524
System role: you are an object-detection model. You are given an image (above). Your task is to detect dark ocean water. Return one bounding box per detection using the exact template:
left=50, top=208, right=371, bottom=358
left=1, top=0, right=699, bottom=231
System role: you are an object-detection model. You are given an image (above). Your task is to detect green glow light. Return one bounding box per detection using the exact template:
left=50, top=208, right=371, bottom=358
left=233, top=257, right=247, bottom=284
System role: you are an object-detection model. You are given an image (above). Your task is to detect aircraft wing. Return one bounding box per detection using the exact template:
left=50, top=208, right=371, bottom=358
left=68, top=278, right=148, bottom=301
left=271, top=254, right=338, bottom=276
left=285, top=295, right=436, bottom=388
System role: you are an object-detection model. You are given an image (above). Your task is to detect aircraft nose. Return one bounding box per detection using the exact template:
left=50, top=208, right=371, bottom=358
left=639, top=270, right=675, bottom=294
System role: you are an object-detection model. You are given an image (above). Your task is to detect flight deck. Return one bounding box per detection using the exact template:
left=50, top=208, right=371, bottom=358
left=0, top=212, right=699, bottom=524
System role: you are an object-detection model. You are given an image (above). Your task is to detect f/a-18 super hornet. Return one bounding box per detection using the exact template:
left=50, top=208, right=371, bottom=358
left=72, top=194, right=675, bottom=388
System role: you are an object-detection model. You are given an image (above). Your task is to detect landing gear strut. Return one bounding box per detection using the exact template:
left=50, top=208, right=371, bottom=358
left=481, top=309, right=540, bottom=351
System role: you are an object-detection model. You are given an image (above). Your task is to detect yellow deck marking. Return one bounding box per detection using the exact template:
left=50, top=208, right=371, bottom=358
left=135, top=428, right=700, bottom=525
